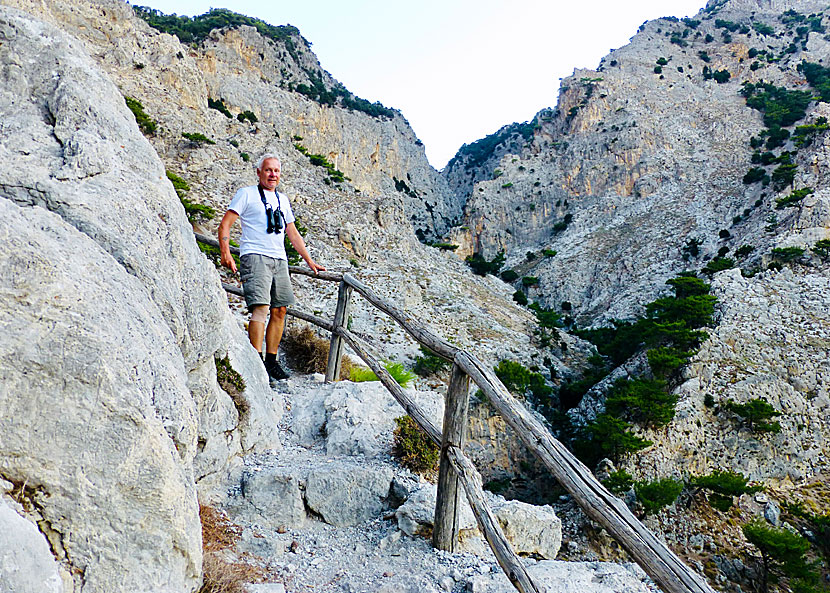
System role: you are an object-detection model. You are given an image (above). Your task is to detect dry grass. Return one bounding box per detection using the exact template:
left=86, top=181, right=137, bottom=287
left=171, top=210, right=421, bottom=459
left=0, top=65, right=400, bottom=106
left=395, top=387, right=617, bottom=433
left=199, top=504, right=268, bottom=593
left=200, top=504, right=242, bottom=552
left=200, top=553, right=266, bottom=593
left=282, top=325, right=355, bottom=380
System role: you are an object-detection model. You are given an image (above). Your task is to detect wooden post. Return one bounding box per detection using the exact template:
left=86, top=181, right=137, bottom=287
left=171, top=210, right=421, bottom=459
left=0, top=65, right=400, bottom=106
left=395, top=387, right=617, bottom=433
left=433, top=363, right=470, bottom=552
left=325, top=280, right=352, bottom=382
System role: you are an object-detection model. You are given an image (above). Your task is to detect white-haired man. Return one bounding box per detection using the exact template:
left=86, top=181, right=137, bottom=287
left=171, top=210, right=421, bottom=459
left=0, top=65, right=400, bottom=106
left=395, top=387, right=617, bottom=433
left=218, top=153, right=325, bottom=381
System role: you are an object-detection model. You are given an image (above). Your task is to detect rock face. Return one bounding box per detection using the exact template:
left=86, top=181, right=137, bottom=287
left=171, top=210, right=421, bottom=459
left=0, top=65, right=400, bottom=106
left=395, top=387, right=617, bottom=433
left=0, top=6, right=281, bottom=591
left=630, top=266, right=830, bottom=483
left=443, top=0, right=830, bottom=326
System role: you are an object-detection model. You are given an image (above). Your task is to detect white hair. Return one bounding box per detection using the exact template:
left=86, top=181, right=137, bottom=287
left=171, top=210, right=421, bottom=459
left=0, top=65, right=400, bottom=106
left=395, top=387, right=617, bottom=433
left=256, top=153, right=281, bottom=170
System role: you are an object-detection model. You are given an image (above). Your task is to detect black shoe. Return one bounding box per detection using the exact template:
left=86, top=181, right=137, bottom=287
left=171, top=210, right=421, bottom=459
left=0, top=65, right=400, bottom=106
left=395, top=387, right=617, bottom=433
left=265, top=360, right=290, bottom=381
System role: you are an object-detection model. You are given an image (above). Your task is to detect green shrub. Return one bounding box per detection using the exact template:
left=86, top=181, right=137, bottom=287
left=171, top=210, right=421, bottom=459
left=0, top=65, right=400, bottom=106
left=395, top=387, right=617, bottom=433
left=743, top=521, right=817, bottom=593
left=166, top=170, right=190, bottom=198
left=771, top=246, right=805, bottom=263
left=240, top=152, right=250, bottom=162
left=522, top=276, right=539, bottom=287
left=741, top=81, right=812, bottom=128
left=726, top=398, right=782, bottom=432
left=494, top=360, right=552, bottom=403
left=690, top=470, right=761, bottom=511
left=393, top=416, right=439, bottom=474
left=124, top=96, right=158, bottom=135
left=811, top=238, right=830, bottom=259
left=605, top=377, right=678, bottom=428
left=713, top=69, right=731, bottom=83
left=647, top=346, right=692, bottom=378
left=703, top=257, right=735, bottom=274
left=776, top=188, right=813, bottom=209
left=743, top=167, right=766, bottom=184
left=603, top=469, right=634, bottom=495
left=350, top=361, right=415, bottom=387
left=634, top=478, right=683, bottom=514
left=215, top=354, right=248, bottom=419
left=513, top=290, right=528, bottom=305
left=500, top=269, right=519, bottom=282
left=207, top=97, right=232, bottom=118
left=182, top=132, right=216, bottom=145
left=735, top=245, right=755, bottom=258
left=654, top=65, right=663, bottom=74
left=529, top=302, right=562, bottom=329
left=584, top=413, right=652, bottom=462
left=465, top=251, right=505, bottom=276
left=542, top=249, right=557, bottom=257
left=236, top=110, right=258, bottom=124
left=412, top=345, right=451, bottom=377
left=772, top=163, right=797, bottom=191
left=656, top=57, right=669, bottom=66
left=753, top=22, right=775, bottom=35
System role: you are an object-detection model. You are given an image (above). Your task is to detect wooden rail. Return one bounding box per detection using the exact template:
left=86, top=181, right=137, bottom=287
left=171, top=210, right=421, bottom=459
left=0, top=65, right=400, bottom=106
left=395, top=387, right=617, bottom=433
left=197, top=232, right=716, bottom=593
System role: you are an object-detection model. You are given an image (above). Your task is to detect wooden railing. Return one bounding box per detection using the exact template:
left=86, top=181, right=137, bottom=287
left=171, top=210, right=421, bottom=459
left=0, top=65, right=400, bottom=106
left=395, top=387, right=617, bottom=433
left=197, top=233, right=716, bottom=593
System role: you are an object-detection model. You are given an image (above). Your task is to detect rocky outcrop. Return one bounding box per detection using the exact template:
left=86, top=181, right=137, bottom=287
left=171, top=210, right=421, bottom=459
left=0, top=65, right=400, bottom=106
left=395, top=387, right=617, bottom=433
left=0, top=6, right=282, bottom=591
left=443, top=0, right=830, bottom=325
left=629, top=266, right=830, bottom=483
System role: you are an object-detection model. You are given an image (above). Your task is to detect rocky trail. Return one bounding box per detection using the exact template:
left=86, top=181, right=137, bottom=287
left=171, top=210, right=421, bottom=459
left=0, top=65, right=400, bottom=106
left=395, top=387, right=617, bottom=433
left=210, top=374, right=661, bottom=593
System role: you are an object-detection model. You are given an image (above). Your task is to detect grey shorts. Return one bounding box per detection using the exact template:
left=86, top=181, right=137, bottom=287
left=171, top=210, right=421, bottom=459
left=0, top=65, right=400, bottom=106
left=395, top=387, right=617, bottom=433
left=239, top=254, right=296, bottom=311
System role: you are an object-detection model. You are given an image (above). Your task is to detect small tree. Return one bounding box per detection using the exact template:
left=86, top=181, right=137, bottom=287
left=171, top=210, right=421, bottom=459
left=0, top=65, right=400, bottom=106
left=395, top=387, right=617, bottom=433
left=634, top=478, right=684, bottom=514
left=812, top=239, right=830, bottom=259
left=690, top=470, right=762, bottom=511
left=726, top=398, right=782, bottom=433
left=603, top=469, right=634, bottom=495
left=605, top=377, right=678, bottom=428
left=743, top=521, right=816, bottom=593
left=585, top=413, right=652, bottom=461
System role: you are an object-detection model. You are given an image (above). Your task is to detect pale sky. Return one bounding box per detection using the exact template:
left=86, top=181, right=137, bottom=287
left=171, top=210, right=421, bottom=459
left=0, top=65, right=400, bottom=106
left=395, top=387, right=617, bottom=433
left=132, top=0, right=708, bottom=168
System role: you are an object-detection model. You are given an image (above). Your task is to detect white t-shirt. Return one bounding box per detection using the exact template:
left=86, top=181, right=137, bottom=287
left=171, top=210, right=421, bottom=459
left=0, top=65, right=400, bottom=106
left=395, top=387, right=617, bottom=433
left=228, top=185, right=296, bottom=260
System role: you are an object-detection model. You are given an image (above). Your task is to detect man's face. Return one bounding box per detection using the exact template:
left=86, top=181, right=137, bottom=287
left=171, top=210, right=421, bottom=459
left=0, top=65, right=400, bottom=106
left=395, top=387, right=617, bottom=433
left=257, top=158, right=281, bottom=190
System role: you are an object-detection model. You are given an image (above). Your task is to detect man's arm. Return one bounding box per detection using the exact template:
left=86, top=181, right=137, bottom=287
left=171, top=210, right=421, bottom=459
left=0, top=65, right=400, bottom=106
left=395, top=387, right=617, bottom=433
left=217, top=210, right=240, bottom=273
left=285, top=222, right=326, bottom=274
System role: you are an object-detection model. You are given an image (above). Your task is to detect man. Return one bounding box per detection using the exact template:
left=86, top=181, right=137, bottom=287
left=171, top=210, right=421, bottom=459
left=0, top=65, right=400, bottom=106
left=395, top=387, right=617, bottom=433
left=218, top=153, right=325, bottom=381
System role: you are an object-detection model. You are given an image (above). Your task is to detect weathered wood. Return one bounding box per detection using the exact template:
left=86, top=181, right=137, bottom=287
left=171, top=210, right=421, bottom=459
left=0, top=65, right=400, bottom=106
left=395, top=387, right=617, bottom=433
left=222, top=282, right=244, bottom=297
left=445, top=447, right=543, bottom=593
left=194, top=232, right=344, bottom=282
left=287, top=266, right=343, bottom=282
left=342, top=273, right=458, bottom=361
left=285, top=308, right=334, bottom=333
left=433, top=363, right=470, bottom=552
left=325, top=281, right=353, bottom=382
left=335, top=326, right=442, bottom=444
left=454, top=351, right=716, bottom=593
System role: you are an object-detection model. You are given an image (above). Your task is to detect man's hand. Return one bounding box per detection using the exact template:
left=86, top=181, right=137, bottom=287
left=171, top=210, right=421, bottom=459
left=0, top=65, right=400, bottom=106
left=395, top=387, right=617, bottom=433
left=308, top=260, right=326, bottom=274
left=221, top=250, right=237, bottom=273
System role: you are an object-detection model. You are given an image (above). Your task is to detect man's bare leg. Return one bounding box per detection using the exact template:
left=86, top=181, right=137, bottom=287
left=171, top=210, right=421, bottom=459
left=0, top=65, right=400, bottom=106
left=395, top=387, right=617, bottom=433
left=248, top=305, right=269, bottom=355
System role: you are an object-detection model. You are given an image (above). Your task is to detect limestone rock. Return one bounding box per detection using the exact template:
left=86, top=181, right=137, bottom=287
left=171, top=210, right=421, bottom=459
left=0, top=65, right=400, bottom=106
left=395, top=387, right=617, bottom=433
left=0, top=7, right=280, bottom=591
left=290, top=378, right=443, bottom=458
left=0, top=498, right=63, bottom=593
left=240, top=467, right=307, bottom=529
left=395, top=483, right=562, bottom=559
left=305, top=463, right=394, bottom=527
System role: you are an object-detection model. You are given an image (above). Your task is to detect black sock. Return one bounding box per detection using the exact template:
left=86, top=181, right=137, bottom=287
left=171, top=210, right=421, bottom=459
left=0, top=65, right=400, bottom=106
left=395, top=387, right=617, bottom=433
left=264, top=352, right=277, bottom=365
left=258, top=351, right=264, bottom=361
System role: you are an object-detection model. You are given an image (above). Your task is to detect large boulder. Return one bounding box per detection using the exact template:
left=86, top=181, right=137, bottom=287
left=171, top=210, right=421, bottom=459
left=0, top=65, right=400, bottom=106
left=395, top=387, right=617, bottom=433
left=0, top=7, right=279, bottom=591
left=395, top=483, right=562, bottom=559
